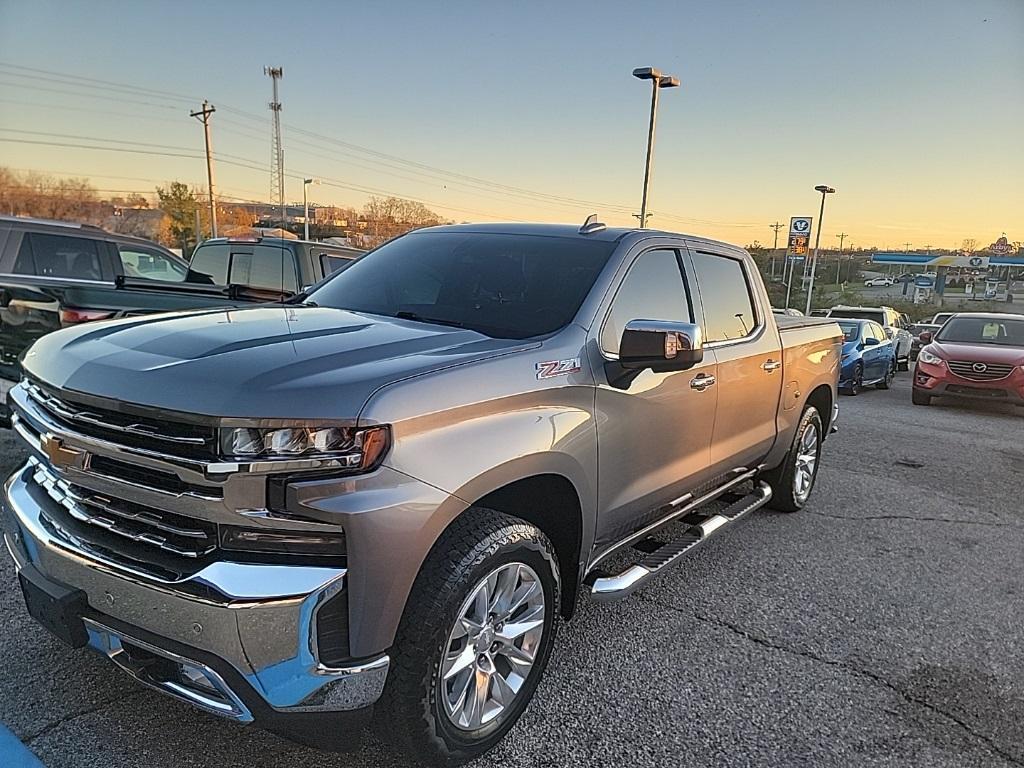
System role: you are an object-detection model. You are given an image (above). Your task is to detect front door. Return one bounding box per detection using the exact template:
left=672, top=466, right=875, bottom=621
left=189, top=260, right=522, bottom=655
left=593, top=247, right=718, bottom=550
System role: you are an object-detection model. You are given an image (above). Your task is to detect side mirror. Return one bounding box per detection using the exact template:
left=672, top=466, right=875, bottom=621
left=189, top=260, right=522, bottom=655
left=619, top=320, right=704, bottom=371
left=863, top=337, right=880, bottom=347
left=919, top=331, right=933, bottom=344
left=883, top=327, right=895, bottom=339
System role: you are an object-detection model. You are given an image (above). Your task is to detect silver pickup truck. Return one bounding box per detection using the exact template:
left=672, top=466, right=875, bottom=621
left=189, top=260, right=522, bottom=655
left=2, top=221, right=841, bottom=764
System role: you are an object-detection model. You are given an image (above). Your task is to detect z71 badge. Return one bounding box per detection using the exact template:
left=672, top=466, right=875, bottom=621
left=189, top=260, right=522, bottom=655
left=535, top=357, right=581, bottom=380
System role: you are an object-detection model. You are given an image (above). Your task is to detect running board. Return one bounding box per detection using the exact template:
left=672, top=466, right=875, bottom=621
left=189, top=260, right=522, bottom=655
left=588, top=482, right=772, bottom=602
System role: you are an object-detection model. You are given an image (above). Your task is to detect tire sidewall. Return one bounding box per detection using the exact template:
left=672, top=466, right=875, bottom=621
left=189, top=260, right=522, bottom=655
left=396, top=518, right=561, bottom=763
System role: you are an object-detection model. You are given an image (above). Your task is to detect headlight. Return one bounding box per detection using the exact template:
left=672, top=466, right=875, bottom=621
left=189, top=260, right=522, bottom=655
left=918, top=348, right=944, bottom=366
left=219, top=424, right=390, bottom=470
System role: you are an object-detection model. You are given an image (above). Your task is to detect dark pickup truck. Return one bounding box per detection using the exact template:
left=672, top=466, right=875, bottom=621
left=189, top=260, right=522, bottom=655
left=0, top=216, right=361, bottom=417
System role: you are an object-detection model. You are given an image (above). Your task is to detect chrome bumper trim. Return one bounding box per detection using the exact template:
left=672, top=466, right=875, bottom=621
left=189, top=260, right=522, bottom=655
left=84, top=617, right=254, bottom=722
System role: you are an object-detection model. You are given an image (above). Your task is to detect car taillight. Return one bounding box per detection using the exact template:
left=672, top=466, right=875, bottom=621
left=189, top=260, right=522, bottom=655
left=60, top=308, right=115, bottom=325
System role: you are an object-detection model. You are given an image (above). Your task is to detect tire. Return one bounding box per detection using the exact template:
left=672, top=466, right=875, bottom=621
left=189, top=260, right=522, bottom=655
left=843, top=363, right=863, bottom=396
left=912, top=389, right=932, bottom=406
left=377, top=508, right=560, bottom=766
left=877, top=359, right=895, bottom=389
left=898, top=358, right=910, bottom=372
left=762, top=405, right=823, bottom=513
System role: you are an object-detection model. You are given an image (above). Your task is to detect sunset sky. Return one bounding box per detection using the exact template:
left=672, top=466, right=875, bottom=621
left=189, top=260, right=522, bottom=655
left=0, top=0, right=1020, bottom=250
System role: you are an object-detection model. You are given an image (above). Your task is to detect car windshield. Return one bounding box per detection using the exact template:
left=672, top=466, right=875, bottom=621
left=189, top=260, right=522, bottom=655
left=830, top=309, right=885, bottom=324
left=936, top=317, right=1024, bottom=347
left=836, top=321, right=861, bottom=342
left=306, top=231, right=616, bottom=339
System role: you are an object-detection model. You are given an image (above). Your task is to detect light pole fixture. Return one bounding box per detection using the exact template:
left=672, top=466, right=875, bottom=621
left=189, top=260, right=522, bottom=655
left=302, top=178, right=319, bottom=241
left=804, top=185, right=836, bottom=315
left=633, top=67, right=680, bottom=228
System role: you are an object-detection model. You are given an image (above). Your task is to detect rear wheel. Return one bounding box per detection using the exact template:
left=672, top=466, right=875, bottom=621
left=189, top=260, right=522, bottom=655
left=377, top=508, right=560, bottom=766
left=763, top=405, right=823, bottom=513
left=877, top=359, right=895, bottom=389
left=912, top=389, right=932, bottom=406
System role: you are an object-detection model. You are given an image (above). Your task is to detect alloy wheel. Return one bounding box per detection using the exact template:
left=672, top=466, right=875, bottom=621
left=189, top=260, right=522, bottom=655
left=439, top=562, right=546, bottom=731
left=793, top=421, right=820, bottom=503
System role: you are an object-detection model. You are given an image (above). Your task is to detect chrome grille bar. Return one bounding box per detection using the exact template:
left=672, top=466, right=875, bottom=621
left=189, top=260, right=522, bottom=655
left=947, top=360, right=1014, bottom=381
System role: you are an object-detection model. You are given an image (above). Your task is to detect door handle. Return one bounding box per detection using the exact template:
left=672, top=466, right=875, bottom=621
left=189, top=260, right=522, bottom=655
left=762, top=359, right=781, bottom=373
left=690, top=374, right=716, bottom=390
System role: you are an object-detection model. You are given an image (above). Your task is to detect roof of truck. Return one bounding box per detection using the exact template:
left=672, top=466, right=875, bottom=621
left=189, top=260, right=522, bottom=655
left=419, top=222, right=743, bottom=252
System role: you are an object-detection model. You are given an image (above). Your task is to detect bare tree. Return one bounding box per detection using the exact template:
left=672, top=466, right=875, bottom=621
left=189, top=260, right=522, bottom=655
left=362, top=196, right=446, bottom=247
left=961, top=238, right=978, bottom=255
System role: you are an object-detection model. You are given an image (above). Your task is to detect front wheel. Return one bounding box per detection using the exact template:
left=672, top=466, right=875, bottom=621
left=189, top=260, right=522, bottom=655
left=377, top=508, right=560, bottom=766
left=844, top=363, right=863, bottom=396
left=762, top=405, right=823, bottom=513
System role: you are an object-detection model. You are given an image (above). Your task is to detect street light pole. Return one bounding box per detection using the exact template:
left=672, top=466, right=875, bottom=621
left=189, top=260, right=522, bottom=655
left=633, top=67, right=679, bottom=228
left=302, top=178, right=317, bottom=240
left=805, top=185, right=836, bottom=316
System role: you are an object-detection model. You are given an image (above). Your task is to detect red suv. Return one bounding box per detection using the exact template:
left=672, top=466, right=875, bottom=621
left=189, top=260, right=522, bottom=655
left=913, top=313, right=1024, bottom=406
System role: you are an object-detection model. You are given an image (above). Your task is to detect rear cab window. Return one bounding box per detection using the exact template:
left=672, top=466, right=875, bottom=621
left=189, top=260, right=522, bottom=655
left=189, top=243, right=298, bottom=292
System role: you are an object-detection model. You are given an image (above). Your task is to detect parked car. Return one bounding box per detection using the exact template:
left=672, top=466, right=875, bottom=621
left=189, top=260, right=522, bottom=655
left=912, top=312, right=1024, bottom=406
left=0, top=217, right=362, bottom=422
left=835, top=318, right=897, bottom=394
left=826, top=305, right=913, bottom=370
left=864, top=276, right=895, bottom=287
left=3, top=221, right=842, bottom=764
left=908, top=322, right=942, bottom=360
left=930, top=312, right=954, bottom=326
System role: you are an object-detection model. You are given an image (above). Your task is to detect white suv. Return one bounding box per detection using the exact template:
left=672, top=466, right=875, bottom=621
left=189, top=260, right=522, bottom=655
left=828, top=305, right=914, bottom=370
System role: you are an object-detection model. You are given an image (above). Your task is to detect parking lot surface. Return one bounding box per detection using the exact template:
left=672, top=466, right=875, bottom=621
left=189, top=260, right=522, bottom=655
left=1, top=375, right=1022, bottom=768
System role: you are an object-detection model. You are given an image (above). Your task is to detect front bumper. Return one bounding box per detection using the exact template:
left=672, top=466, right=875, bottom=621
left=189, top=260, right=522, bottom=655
left=914, top=362, right=1024, bottom=405
left=2, top=461, right=389, bottom=730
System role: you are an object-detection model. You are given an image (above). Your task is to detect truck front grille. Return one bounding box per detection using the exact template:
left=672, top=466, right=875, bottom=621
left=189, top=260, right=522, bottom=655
left=24, top=380, right=215, bottom=458
left=31, top=460, right=218, bottom=560
left=947, top=360, right=1014, bottom=381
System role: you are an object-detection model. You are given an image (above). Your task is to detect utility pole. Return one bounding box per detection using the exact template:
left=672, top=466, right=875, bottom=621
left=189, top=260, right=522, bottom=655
left=190, top=100, right=218, bottom=239
left=265, top=66, right=285, bottom=228
left=633, top=213, right=653, bottom=227
left=835, top=232, right=847, bottom=282
left=904, top=242, right=912, bottom=252
left=770, top=221, right=784, bottom=279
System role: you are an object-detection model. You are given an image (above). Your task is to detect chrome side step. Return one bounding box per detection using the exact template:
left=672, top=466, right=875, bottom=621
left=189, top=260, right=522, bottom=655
left=588, top=482, right=772, bottom=602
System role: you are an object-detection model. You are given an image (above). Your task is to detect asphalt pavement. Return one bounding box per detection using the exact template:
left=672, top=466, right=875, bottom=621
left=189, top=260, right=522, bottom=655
left=1, top=375, right=1022, bottom=767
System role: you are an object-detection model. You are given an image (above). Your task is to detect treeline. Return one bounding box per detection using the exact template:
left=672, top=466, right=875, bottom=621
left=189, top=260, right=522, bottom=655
left=0, top=167, right=448, bottom=252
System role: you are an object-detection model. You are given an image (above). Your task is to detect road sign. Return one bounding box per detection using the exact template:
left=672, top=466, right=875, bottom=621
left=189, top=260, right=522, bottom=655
left=787, top=217, right=812, bottom=257
left=790, top=217, right=812, bottom=236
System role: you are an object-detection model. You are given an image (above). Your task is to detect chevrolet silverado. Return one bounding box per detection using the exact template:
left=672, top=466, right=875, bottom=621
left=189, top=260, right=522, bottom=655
left=2, top=220, right=841, bottom=764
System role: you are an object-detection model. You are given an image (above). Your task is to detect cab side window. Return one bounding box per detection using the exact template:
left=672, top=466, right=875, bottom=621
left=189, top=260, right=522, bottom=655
left=601, top=249, right=690, bottom=355
left=690, top=251, right=757, bottom=342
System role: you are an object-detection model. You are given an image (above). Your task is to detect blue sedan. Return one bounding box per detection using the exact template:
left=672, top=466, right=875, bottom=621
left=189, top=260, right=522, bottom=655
left=836, top=318, right=897, bottom=395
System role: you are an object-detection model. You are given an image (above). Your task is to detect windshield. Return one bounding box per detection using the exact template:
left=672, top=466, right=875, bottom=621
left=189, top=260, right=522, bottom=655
left=836, top=321, right=861, bottom=342
left=829, top=309, right=885, bottom=324
left=307, top=231, right=616, bottom=339
left=936, top=317, right=1024, bottom=347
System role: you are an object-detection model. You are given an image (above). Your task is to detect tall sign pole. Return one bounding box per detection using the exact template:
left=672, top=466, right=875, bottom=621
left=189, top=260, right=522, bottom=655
left=785, top=216, right=812, bottom=309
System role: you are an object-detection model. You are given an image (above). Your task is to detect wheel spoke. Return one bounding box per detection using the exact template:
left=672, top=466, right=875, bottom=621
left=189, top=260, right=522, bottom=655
left=498, top=641, right=536, bottom=666
left=502, top=579, right=540, bottom=621
left=497, top=604, right=544, bottom=642
left=442, top=644, right=477, bottom=681
left=492, top=669, right=518, bottom=706
left=466, top=668, right=490, bottom=729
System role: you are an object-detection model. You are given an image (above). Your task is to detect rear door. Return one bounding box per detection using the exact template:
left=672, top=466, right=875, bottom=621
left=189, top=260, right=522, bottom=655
left=688, top=247, right=784, bottom=476
left=594, top=246, right=718, bottom=549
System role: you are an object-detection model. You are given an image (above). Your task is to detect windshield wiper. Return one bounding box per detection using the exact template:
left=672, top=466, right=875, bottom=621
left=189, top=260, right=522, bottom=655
left=394, top=311, right=465, bottom=329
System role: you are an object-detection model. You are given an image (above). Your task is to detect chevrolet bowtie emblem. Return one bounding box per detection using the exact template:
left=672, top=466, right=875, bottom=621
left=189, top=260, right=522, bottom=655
left=40, top=433, right=88, bottom=470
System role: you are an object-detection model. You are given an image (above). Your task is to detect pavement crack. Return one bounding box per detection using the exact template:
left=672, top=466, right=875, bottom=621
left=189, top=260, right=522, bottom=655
left=23, top=689, right=148, bottom=745
left=641, top=595, right=1023, bottom=767
left=806, top=510, right=1010, bottom=527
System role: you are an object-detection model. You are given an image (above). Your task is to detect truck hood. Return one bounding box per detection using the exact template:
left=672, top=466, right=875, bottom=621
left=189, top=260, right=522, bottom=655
left=930, top=340, right=1024, bottom=366
left=23, top=306, right=531, bottom=419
